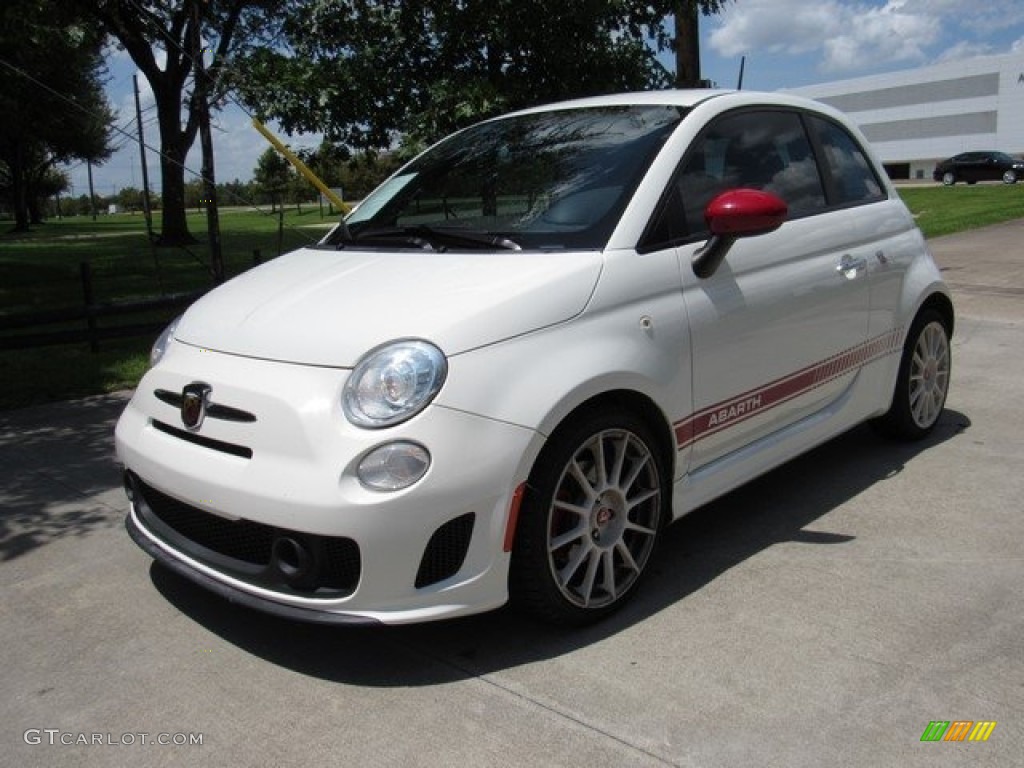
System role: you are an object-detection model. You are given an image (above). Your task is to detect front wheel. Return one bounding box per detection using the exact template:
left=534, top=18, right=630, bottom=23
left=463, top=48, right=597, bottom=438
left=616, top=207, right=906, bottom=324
left=510, top=409, right=666, bottom=625
left=872, top=309, right=951, bottom=440
left=1003, top=170, right=1018, bottom=184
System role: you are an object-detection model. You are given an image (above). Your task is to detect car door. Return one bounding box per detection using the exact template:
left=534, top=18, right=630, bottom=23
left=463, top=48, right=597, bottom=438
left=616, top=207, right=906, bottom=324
left=980, top=152, right=1001, bottom=182
left=647, top=109, right=871, bottom=471
left=960, top=152, right=986, bottom=182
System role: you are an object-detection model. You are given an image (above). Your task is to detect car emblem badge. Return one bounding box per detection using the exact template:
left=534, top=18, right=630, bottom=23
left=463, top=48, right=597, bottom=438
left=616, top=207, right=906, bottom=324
left=181, top=382, right=211, bottom=430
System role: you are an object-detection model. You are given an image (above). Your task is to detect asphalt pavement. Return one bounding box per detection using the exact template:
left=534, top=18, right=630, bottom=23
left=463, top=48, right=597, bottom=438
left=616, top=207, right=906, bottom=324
left=2, top=219, right=1022, bottom=767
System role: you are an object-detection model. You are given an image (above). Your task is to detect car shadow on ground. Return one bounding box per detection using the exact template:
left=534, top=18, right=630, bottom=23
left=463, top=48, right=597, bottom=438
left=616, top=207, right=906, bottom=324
left=151, top=409, right=970, bottom=686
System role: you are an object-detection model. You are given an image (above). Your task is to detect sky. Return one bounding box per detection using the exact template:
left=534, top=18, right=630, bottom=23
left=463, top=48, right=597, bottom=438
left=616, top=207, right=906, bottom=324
left=65, top=0, right=1024, bottom=199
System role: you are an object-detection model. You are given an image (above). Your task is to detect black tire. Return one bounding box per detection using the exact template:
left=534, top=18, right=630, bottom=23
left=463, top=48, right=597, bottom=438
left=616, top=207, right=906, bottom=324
left=1003, top=170, right=1017, bottom=185
left=872, top=309, right=951, bottom=440
left=510, top=408, right=667, bottom=626
left=941, top=171, right=956, bottom=186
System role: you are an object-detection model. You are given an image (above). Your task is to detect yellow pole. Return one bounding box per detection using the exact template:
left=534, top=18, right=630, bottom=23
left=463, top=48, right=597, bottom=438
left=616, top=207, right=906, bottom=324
left=251, top=117, right=348, bottom=212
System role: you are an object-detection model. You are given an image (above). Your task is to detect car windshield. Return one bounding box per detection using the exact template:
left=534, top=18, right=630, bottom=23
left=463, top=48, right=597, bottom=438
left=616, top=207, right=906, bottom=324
left=327, top=104, right=687, bottom=251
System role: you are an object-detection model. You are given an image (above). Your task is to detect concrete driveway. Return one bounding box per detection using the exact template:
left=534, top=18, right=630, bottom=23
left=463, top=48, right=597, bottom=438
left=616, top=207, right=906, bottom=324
left=2, top=221, right=1022, bottom=767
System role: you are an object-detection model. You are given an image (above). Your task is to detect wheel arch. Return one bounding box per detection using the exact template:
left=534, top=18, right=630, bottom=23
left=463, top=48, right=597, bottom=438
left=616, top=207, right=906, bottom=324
left=530, top=389, right=678, bottom=514
left=917, top=290, right=955, bottom=338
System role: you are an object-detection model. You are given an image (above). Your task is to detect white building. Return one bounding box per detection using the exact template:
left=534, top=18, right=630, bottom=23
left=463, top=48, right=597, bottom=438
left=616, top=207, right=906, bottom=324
left=788, top=51, right=1024, bottom=180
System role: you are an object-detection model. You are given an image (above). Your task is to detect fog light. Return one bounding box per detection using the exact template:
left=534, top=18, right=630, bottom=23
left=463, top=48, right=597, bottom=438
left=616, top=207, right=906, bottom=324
left=357, top=442, right=431, bottom=491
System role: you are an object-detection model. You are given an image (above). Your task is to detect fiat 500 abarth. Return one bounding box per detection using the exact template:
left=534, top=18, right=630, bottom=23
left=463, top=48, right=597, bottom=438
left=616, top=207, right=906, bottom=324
left=116, top=90, right=953, bottom=626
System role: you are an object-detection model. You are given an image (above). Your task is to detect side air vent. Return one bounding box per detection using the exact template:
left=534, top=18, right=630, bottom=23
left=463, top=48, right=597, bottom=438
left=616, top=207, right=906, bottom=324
left=415, top=512, right=475, bottom=589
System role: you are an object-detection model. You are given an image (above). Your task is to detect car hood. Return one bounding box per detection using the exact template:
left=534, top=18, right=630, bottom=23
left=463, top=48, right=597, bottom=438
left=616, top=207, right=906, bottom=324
left=174, top=246, right=603, bottom=367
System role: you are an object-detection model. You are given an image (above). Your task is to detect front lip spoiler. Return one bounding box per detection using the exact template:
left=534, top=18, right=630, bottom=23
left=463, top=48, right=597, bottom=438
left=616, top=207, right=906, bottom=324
left=125, top=512, right=381, bottom=627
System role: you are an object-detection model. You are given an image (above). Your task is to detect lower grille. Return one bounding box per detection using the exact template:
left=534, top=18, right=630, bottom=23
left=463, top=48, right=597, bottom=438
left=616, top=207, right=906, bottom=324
left=130, top=475, right=360, bottom=598
left=415, top=512, right=475, bottom=589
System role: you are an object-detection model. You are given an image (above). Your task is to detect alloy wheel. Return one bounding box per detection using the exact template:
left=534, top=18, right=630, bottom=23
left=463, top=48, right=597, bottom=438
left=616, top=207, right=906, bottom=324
left=908, top=321, right=950, bottom=429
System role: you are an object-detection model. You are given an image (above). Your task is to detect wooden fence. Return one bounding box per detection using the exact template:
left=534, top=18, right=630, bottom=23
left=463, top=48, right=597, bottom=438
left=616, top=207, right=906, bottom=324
left=0, top=262, right=203, bottom=352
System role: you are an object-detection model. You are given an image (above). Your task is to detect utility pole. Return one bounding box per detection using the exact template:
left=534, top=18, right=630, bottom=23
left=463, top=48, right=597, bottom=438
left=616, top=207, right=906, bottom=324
left=133, top=74, right=154, bottom=240
left=192, top=2, right=225, bottom=284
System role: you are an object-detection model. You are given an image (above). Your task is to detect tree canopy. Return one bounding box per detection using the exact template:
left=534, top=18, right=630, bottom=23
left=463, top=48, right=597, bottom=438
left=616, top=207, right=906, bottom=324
left=252, top=147, right=294, bottom=212
left=0, top=1, right=114, bottom=231
left=234, top=1, right=735, bottom=151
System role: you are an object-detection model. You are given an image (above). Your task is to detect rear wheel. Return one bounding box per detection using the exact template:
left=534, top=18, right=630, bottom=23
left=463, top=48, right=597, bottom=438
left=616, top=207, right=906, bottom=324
left=941, top=171, right=956, bottom=186
left=873, top=309, right=951, bottom=440
left=510, top=409, right=666, bottom=625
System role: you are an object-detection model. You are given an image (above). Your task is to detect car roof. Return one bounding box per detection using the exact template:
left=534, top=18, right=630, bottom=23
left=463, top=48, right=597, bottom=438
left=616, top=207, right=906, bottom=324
left=502, top=89, right=835, bottom=116
left=493, top=90, right=856, bottom=133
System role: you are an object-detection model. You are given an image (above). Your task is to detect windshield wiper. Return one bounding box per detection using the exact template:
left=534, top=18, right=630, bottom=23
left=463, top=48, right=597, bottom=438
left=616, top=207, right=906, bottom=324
left=353, top=225, right=521, bottom=251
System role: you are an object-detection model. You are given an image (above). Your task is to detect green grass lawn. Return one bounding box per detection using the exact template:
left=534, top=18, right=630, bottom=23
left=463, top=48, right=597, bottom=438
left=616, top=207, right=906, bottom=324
left=898, top=183, right=1024, bottom=238
left=0, top=206, right=329, bottom=313
left=0, top=206, right=334, bottom=409
left=1, top=185, right=1021, bottom=410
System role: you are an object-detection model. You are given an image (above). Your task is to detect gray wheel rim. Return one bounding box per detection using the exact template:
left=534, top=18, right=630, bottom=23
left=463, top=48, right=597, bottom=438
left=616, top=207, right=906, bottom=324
left=1003, top=170, right=1016, bottom=184
left=942, top=172, right=955, bottom=185
left=546, top=429, right=660, bottom=609
left=909, top=321, right=950, bottom=429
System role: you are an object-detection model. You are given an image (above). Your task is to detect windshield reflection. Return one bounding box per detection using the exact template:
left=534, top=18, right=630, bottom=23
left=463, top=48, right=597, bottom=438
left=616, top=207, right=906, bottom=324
left=331, top=105, right=687, bottom=251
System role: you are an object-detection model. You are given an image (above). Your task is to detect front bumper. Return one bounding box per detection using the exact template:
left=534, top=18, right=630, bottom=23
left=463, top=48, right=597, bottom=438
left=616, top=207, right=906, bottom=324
left=115, top=341, right=541, bottom=625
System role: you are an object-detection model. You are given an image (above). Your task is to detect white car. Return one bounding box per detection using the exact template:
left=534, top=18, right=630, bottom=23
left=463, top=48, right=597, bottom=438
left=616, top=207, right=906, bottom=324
left=116, top=90, right=953, bottom=626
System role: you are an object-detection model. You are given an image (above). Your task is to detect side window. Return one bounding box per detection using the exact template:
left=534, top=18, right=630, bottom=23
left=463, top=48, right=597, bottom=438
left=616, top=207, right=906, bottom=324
left=809, top=116, right=885, bottom=206
left=643, top=110, right=826, bottom=248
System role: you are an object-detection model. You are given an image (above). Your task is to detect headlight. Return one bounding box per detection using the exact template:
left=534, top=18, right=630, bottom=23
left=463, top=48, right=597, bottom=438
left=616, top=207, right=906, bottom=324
left=149, top=316, right=181, bottom=368
left=343, top=340, right=447, bottom=428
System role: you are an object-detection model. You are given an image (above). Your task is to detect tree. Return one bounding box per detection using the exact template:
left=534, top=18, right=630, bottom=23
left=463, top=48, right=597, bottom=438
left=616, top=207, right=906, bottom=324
left=33, top=168, right=70, bottom=222
left=253, top=148, right=293, bottom=213
left=0, top=1, right=113, bottom=231
left=117, top=186, right=145, bottom=213
left=79, top=1, right=290, bottom=244
left=234, top=1, right=675, bottom=150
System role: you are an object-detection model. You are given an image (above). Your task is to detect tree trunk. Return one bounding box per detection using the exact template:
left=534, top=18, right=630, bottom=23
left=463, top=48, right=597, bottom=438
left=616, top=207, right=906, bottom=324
left=674, top=1, right=702, bottom=88
left=154, top=86, right=198, bottom=245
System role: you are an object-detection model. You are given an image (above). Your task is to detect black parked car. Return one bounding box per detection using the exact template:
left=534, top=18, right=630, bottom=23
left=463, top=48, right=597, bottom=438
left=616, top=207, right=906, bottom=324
left=933, top=151, right=1024, bottom=185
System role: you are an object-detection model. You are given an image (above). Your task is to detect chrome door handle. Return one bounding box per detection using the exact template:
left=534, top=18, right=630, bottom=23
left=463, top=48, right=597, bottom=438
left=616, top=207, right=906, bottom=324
left=837, top=254, right=867, bottom=278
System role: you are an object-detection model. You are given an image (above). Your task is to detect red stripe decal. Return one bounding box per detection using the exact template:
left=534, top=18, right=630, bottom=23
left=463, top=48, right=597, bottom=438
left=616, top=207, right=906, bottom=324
left=674, top=328, right=903, bottom=450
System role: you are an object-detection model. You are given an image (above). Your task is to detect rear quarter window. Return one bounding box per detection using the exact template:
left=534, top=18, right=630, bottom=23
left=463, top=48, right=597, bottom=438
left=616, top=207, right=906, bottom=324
left=808, top=116, right=885, bottom=207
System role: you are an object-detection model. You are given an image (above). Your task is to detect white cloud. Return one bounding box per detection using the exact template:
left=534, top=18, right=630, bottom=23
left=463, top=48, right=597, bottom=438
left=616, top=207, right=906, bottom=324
left=709, top=0, right=840, bottom=57
left=707, top=0, right=1020, bottom=75
left=934, top=40, right=995, bottom=63
left=901, top=0, right=1024, bottom=31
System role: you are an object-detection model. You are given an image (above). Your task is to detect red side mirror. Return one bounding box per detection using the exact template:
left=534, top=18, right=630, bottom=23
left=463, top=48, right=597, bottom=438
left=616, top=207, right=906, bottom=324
left=704, top=189, right=788, bottom=238
left=692, top=189, right=789, bottom=279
